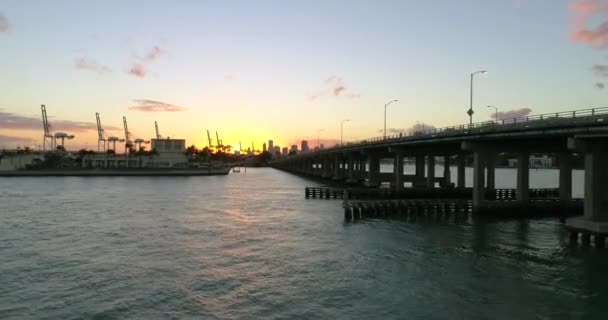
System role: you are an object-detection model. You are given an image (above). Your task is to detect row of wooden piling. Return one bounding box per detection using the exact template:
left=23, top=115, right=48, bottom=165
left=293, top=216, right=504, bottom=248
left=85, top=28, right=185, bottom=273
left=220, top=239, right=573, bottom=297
left=343, top=199, right=472, bottom=220
left=304, top=187, right=344, bottom=199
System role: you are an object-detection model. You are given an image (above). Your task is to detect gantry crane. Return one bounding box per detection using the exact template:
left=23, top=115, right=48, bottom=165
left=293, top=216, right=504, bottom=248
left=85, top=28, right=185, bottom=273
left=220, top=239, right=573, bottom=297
left=96, top=112, right=106, bottom=152
left=155, top=121, right=161, bottom=139
left=41, top=104, right=55, bottom=150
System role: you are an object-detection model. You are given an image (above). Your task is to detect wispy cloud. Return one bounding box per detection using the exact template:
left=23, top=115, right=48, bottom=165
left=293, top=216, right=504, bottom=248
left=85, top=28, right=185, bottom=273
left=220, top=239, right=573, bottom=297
left=126, top=45, right=165, bottom=78
left=596, top=82, right=605, bottom=89
left=128, top=63, right=146, bottom=78
left=308, top=75, right=361, bottom=101
left=144, top=46, right=163, bottom=61
left=592, top=64, right=608, bottom=76
left=129, top=99, right=185, bottom=112
left=0, top=109, right=119, bottom=132
left=569, top=0, right=608, bottom=48
left=492, top=107, right=533, bottom=120
left=74, top=58, right=112, bottom=74
left=0, top=13, right=9, bottom=33
left=0, top=135, right=36, bottom=148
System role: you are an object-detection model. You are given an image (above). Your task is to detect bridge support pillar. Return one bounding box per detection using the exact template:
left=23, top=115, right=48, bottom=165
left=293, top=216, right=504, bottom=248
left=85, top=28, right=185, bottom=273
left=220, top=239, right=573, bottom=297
left=486, top=153, right=496, bottom=190
left=415, top=155, right=425, bottom=187
left=517, top=152, right=530, bottom=204
left=559, top=152, right=572, bottom=201
left=472, top=152, right=486, bottom=211
left=347, top=154, right=357, bottom=183
left=566, top=137, right=608, bottom=236
left=457, top=154, right=466, bottom=188
left=333, top=156, right=342, bottom=180
left=366, top=154, right=380, bottom=187
left=394, top=153, right=404, bottom=190
left=442, top=155, right=452, bottom=188
left=427, top=155, right=435, bottom=188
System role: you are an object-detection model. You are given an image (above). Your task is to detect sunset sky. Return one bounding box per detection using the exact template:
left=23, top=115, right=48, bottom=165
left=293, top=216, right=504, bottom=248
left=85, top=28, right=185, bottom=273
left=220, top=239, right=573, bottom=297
left=1, top=0, right=607, bottom=151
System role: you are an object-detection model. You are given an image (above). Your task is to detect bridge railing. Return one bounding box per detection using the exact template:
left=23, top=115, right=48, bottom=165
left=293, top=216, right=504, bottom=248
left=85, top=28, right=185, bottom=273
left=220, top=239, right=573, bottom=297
left=335, top=106, right=608, bottom=150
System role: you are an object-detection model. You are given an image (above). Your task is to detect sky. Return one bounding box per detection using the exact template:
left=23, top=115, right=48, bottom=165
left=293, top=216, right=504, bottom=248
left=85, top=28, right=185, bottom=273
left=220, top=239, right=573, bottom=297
left=1, top=0, right=607, bottom=151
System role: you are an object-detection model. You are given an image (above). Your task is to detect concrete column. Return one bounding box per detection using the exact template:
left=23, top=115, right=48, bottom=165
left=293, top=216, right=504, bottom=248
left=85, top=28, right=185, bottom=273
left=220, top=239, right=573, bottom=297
left=559, top=152, right=572, bottom=201
left=472, top=152, right=486, bottom=209
left=415, top=154, right=425, bottom=187
left=517, top=152, right=530, bottom=203
left=394, top=153, right=404, bottom=190
left=333, top=156, right=341, bottom=179
left=427, top=155, right=435, bottom=188
left=486, top=153, right=495, bottom=190
left=367, top=154, right=380, bottom=187
left=443, top=155, right=451, bottom=187
left=347, top=154, right=355, bottom=182
left=457, top=154, right=466, bottom=188
left=584, top=150, right=608, bottom=221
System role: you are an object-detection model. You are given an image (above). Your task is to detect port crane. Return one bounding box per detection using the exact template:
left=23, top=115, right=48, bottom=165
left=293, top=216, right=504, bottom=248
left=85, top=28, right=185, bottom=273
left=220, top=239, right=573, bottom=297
left=155, top=121, right=161, bottom=139
left=41, top=104, right=55, bottom=150
left=40, top=105, right=75, bottom=150
left=96, top=112, right=106, bottom=152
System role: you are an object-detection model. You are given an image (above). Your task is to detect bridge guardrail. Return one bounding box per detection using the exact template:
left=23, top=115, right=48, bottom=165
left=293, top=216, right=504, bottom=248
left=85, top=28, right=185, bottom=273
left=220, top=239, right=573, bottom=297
left=328, top=107, right=608, bottom=152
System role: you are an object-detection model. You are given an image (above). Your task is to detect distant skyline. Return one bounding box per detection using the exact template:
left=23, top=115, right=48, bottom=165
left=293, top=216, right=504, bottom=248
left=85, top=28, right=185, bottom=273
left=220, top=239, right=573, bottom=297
left=1, top=0, right=607, bottom=150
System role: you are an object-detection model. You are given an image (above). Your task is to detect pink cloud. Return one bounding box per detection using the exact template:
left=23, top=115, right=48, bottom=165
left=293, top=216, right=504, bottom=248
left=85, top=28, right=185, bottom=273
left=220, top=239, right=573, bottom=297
left=128, top=63, right=146, bottom=78
left=333, top=85, right=346, bottom=96
left=144, top=46, right=163, bottom=61
left=0, top=13, right=9, bottom=33
left=310, top=75, right=360, bottom=100
left=74, top=58, right=112, bottom=74
left=129, top=99, right=186, bottom=112
left=569, top=0, right=608, bottom=47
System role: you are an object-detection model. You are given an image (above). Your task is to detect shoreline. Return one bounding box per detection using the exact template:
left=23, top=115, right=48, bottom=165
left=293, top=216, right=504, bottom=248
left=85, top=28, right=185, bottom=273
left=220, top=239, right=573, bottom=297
left=0, top=168, right=231, bottom=177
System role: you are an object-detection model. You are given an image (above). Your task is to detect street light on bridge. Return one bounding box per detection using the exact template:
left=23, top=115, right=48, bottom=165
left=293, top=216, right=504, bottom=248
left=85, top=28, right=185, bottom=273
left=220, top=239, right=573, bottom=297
left=340, top=119, right=350, bottom=147
left=469, top=70, right=487, bottom=127
left=384, top=99, right=398, bottom=139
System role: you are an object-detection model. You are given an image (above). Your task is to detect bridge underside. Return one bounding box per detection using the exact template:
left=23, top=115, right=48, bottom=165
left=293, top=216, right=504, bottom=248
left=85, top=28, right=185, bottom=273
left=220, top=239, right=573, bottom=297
left=272, top=116, right=608, bottom=240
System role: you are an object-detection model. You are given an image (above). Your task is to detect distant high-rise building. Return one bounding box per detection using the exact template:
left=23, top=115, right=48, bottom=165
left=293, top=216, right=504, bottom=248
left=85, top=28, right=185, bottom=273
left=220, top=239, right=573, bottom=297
left=268, top=140, right=274, bottom=152
left=290, top=144, right=298, bottom=154
left=263, top=142, right=267, bottom=153
left=301, top=140, right=309, bottom=153
left=272, top=146, right=280, bottom=155
left=282, top=147, right=288, bottom=156
left=320, top=143, right=324, bottom=149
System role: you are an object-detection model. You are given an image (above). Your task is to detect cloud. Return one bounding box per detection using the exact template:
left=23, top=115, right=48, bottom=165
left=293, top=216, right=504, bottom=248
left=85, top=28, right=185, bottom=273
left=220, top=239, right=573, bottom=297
left=596, top=82, right=605, bottom=89
left=0, top=109, right=119, bottom=132
left=129, top=99, right=185, bottom=112
left=144, top=46, right=163, bottom=61
left=492, top=107, right=533, bottom=120
left=0, top=13, right=9, bottom=33
left=333, top=85, right=346, bottom=96
left=569, top=0, right=608, bottom=48
left=377, top=128, right=406, bottom=135
left=126, top=46, right=165, bottom=78
left=592, top=64, right=608, bottom=76
left=309, top=75, right=361, bottom=100
left=74, top=58, right=112, bottom=74
left=128, top=63, right=146, bottom=78
left=407, top=122, right=436, bottom=135
left=0, top=135, right=36, bottom=148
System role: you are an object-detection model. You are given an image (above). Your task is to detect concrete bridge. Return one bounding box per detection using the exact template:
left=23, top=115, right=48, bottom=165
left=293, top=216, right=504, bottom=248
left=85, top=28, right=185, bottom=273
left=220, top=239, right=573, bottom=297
left=271, top=107, right=608, bottom=237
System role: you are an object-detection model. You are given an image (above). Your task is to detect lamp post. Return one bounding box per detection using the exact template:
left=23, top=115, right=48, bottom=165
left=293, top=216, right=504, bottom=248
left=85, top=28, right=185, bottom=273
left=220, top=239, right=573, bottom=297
left=469, top=70, right=487, bottom=126
left=317, top=129, right=324, bottom=149
left=340, top=119, right=350, bottom=147
left=487, top=105, right=498, bottom=123
left=384, top=99, right=398, bottom=139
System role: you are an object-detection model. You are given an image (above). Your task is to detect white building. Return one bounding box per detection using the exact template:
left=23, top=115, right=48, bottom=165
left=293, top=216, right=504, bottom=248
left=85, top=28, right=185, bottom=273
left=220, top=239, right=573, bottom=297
left=82, top=138, right=188, bottom=168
